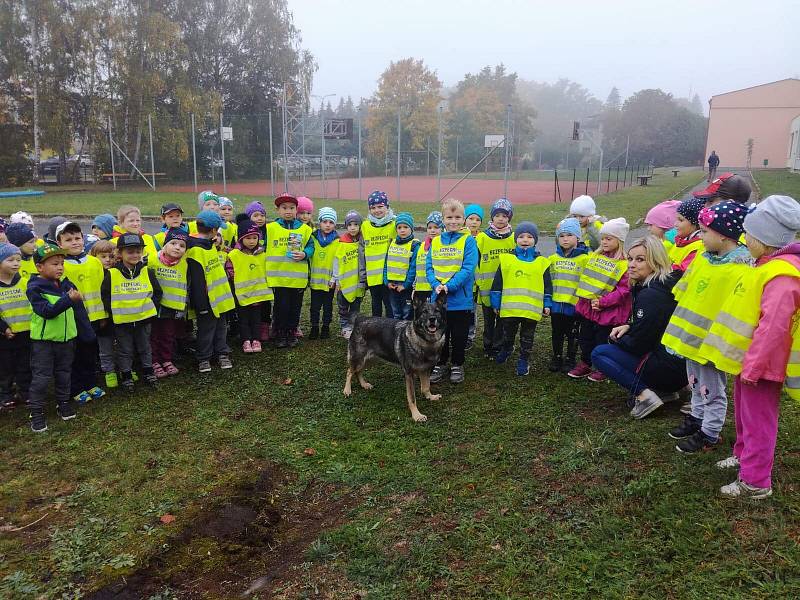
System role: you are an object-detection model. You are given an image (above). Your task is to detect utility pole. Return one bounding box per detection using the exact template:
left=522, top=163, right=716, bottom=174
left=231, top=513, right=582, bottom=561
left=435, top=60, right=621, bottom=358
left=396, top=110, right=401, bottom=200
left=436, top=105, right=443, bottom=201
left=503, top=104, right=512, bottom=198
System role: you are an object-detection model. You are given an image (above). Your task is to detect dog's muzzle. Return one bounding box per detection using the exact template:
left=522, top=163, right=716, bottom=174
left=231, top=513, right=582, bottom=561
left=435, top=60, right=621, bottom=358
left=426, top=318, right=440, bottom=334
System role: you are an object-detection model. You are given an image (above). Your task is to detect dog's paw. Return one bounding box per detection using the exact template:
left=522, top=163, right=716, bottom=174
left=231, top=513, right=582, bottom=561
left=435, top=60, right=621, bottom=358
left=412, top=412, right=428, bottom=423
left=427, top=394, right=441, bottom=402
left=343, top=387, right=352, bottom=397
left=360, top=382, right=373, bottom=391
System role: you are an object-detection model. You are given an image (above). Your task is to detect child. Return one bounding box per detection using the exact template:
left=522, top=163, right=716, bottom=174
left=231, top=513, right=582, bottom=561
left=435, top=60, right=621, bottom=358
left=644, top=200, right=680, bottom=252
left=490, top=222, right=551, bottom=376
left=150, top=228, right=189, bottom=376
left=362, top=190, right=395, bottom=317
left=0, top=244, right=31, bottom=409
left=413, top=211, right=443, bottom=304
left=114, top=205, right=157, bottom=258
left=198, top=190, right=220, bottom=213
left=660, top=202, right=750, bottom=440
left=699, top=195, right=800, bottom=499
left=333, top=211, right=366, bottom=339
left=186, top=210, right=236, bottom=372
left=546, top=218, right=590, bottom=373
left=57, top=222, right=107, bottom=403
left=297, top=197, right=315, bottom=229
left=465, top=204, right=483, bottom=236
left=309, top=207, right=339, bottom=338
left=669, top=198, right=704, bottom=272
left=569, top=195, right=605, bottom=251
left=91, top=214, right=117, bottom=241
left=475, top=199, right=515, bottom=358
left=264, top=194, right=313, bottom=348
left=383, top=212, right=420, bottom=321
left=89, top=240, right=118, bottom=386
left=427, top=198, right=478, bottom=384
left=101, top=233, right=162, bottom=391
left=569, top=218, right=631, bottom=382
left=26, top=244, right=94, bottom=432
left=6, top=223, right=39, bottom=281
left=154, top=203, right=187, bottom=249
left=245, top=201, right=268, bottom=249
left=218, top=197, right=238, bottom=248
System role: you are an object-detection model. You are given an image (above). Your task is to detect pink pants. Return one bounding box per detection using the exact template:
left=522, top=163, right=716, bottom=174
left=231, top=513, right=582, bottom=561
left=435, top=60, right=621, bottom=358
left=733, top=376, right=782, bottom=489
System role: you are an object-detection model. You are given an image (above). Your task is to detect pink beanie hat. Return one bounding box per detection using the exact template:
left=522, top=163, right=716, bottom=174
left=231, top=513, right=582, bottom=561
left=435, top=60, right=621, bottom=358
left=645, top=200, right=681, bottom=230
left=297, top=196, right=314, bottom=214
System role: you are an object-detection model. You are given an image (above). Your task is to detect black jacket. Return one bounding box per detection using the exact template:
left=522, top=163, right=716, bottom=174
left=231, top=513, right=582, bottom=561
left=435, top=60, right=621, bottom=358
left=101, top=260, right=163, bottom=326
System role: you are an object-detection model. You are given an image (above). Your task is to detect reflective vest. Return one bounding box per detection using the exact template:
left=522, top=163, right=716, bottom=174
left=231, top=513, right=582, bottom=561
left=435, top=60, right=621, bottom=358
left=430, top=234, right=468, bottom=285
left=668, top=237, right=703, bottom=267
left=582, top=220, right=604, bottom=250
left=498, top=254, right=549, bottom=321
left=575, top=253, right=627, bottom=299
left=221, top=221, right=238, bottom=248
left=309, top=236, right=339, bottom=291
left=361, top=221, right=394, bottom=286
left=475, top=232, right=515, bottom=306
left=661, top=253, right=750, bottom=364
left=109, top=267, right=157, bottom=325
left=662, top=239, right=675, bottom=254
left=29, top=290, right=77, bottom=342
left=152, top=257, right=189, bottom=312
left=0, top=277, right=31, bottom=333
left=386, top=239, right=415, bottom=283
left=335, top=241, right=365, bottom=302
left=548, top=252, right=589, bottom=306
left=264, top=221, right=312, bottom=289
left=63, top=256, right=108, bottom=321
left=415, top=245, right=432, bottom=292
left=19, top=257, right=36, bottom=282
left=186, top=244, right=236, bottom=317
left=228, top=249, right=273, bottom=306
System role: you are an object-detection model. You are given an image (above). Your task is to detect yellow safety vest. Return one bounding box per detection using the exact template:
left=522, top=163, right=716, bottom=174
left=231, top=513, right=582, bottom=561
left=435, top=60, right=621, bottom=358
left=264, top=222, right=312, bottom=289
left=662, top=253, right=750, bottom=364
left=335, top=241, right=365, bottom=302
left=186, top=244, right=236, bottom=317
left=430, top=234, right=468, bottom=285
left=498, top=254, right=549, bottom=320
left=668, top=237, right=703, bottom=267
left=152, top=256, right=189, bottom=312
left=415, top=245, right=432, bottom=292
left=575, top=253, right=627, bottom=299
left=63, top=256, right=108, bottom=321
left=548, top=252, right=589, bottom=306
left=19, top=257, right=36, bottom=282
left=361, top=221, right=394, bottom=286
left=228, top=249, right=273, bottom=306
left=475, top=232, right=515, bottom=306
left=386, top=240, right=415, bottom=283
left=109, top=266, right=157, bottom=325
left=221, top=221, right=238, bottom=248
left=309, top=236, right=339, bottom=291
left=663, top=239, right=675, bottom=254
left=0, top=277, right=31, bottom=333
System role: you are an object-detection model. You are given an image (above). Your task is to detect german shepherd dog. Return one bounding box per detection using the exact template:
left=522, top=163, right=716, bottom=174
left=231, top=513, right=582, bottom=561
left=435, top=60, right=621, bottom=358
left=343, top=294, right=447, bottom=422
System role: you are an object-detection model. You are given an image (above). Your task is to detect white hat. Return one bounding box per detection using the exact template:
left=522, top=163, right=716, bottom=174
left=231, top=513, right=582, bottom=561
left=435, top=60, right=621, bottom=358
left=570, top=195, right=596, bottom=217
left=9, top=211, right=33, bottom=227
left=599, top=217, right=630, bottom=242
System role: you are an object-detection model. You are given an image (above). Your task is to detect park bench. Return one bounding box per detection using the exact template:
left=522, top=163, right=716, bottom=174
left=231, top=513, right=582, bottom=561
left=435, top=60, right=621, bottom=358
left=672, top=169, right=679, bottom=177
left=637, top=175, right=652, bottom=186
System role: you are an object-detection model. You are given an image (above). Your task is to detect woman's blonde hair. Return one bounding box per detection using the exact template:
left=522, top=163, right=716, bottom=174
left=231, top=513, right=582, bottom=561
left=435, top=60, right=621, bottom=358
left=441, top=198, right=464, bottom=215
left=626, top=235, right=672, bottom=285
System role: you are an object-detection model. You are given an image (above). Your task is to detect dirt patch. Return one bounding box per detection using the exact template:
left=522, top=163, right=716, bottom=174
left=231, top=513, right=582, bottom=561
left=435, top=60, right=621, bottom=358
left=88, top=464, right=359, bottom=599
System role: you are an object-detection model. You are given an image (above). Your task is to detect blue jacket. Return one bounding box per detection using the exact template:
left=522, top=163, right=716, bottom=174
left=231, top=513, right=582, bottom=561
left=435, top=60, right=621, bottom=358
left=426, top=231, right=478, bottom=311
left=489, top=246, right=552, bottom=310
left=383, top=236, right=420, bottom=289
left=545, top=244, right=590, bottom=316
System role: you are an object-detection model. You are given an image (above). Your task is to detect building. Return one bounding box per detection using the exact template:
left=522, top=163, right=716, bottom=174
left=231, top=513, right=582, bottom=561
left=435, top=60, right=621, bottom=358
left=704, top=78, right=800, bottom=170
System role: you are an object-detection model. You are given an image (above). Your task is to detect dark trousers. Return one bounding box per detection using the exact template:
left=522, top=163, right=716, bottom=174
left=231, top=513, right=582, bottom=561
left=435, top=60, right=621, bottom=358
left=501, top=317, right=537, bottom=360
left=272, top=287, right=304, bottom=332
left=151, top=318, right=180, bottom=365
left=481, top=304, right=504, bottom=354
left=337, top=291, right=363, bottom=330
left=70, top=338, right=97, bottom=396
left=116, top=322, right=152, bottom=375
left=310, top=289, right=335, bottom=326
left=196, top=311, right=230, bottom=361
left=591, top=343, right=649, bottom=396
left=388, top=287, right=412, bottom=320
left=578, top=318, right=613, bottom=365
left=369, top=284, right=392, bottom=317
left=237, top=303, right=262, bottom=341
left=0, top=333, right=32, bottom=403
left=551, top=312, right=579, bottom=360
left=439, top=310, right=472, bottom=367
left=260, top=300, right=272, bottom=324
left=29, top=339, right=75, bottom=413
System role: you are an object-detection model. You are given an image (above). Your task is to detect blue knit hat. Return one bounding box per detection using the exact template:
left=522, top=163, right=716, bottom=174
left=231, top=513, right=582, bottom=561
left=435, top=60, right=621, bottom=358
left=465, top=204, right=484, bottom=221
left=0, top=243, right=21, bottom=263
left=556, top=217, right=582, bottom=240
left=490, top=198, right=513, bottom=219
left=426, top=211, right=443, bottom=228
left=92, top=214, right=117, bottom=239
left=196, top=210, right=223, bottom=230
left=318, top=207, right=337, bottom=223
left=395, top=212, right=414, bottom=230
left=514, top=221, right=539, bottom=244
left=5, top=223, right=35, bottom=247
left=368, top=190, right=389, bottom=207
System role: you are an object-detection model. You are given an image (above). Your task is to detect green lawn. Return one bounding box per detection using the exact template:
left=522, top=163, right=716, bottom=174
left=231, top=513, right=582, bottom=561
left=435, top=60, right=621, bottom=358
left=751, top=169, right=800, bottom=200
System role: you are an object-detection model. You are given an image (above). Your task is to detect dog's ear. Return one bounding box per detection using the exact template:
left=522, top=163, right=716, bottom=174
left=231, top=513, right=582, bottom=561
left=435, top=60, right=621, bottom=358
left=413, top=293, right=427, bottom=311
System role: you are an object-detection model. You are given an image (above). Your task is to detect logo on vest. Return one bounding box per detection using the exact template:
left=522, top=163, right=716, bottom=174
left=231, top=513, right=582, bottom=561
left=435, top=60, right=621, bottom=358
left=695, top=278, right=710, bottom=295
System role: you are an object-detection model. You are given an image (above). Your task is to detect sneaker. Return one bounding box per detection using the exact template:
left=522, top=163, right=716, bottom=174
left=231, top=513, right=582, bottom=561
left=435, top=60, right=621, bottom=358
left=153, top=363, right=168, bottom=378
left=30, top=413, right=47, bottom=433
left=567, top=362, right=592, bottom=379
left=548, top=355, right=563, bottom=373
left=320, top=325, right=331, bottom=339
left=587, top=371, right=607, bottom=383
left=105, top=372, right=119, bottom=389
left=679, top=401, right=692, bottom=415
left=242, top=340, right=253, bottom=353
left=676, top=430, right=719, bottom=453
left=162, top=362, right=179, bottom=376
left=219, top=355, right=233, bottom=369
left=198, top=360, right=212, bottom=373
left=668, top=414, right=701, bottom=439
left=716, top=455, right=740, bottom=470
left=309, top=326, right=320, bottom=340
left=121, top=378, right=135, bottom=393
left=250, top=340, right=262, bottom=353
left=495, top=349, right=511, bottom=364
left=720, top=478, right=772, bottom=500
left=73, top=391, right=91, bottom=405
left=450, top=365, right=465, bottom=384
left=57, top=402, right=77, bottom=421
left=88, top=387, right=106, bottom=400
left=275, top=333, right=289, bottom=349
left=657, top=391, right=680, bottom=403
left=516, top=358, right=530, bottom=376
left=145, top=372, right=158, bottom=386
left=430, top=364, right=449, bottom=384
left=630, top=389, right=664, bottom=420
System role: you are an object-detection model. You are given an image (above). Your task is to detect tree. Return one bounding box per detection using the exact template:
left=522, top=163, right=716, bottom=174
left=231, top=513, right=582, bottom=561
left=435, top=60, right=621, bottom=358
left=605, top=87, right=621, bottom=111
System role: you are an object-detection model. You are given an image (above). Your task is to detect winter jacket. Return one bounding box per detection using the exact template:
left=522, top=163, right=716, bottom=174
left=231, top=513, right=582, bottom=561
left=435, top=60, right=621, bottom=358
left=575, top=252, right=632, bottom=326
left=546, top=243, right=591, bottom=316
left=489, top=246, right=553, bottom=310
left=426, top=230, right=479, bottom=311
left=383, top=235, right=421, bottom=289
left=708, top=153, right=720, bottom=168
left=26, top=275, right=95, bottom=343
left=672, top=230, right=702, bottom=273
left=101, top=260, right=163, bottom=326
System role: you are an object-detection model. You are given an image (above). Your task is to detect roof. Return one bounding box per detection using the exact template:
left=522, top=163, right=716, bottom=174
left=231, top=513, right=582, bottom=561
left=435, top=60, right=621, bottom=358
left=710, top=78, right=800, bottom=100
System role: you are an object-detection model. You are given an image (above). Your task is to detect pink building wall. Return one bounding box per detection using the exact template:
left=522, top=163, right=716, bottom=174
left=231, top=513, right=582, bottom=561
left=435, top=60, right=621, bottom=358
left=705, top=79, right=800, bottom=169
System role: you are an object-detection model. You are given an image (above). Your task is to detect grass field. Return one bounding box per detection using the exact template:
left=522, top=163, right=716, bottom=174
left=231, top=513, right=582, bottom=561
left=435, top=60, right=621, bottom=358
left=752, top=169, right=800, bottom=200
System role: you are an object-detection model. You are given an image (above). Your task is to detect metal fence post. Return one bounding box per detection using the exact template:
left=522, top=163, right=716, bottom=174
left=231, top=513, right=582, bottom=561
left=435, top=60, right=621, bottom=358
left=191, top=113, right=198, bottom=192
left=396, top=111, right=401, bottom=201
left=571, top=168, right=576, bottom=200
left=585, top=167, right=590, bottom=195
left=268, top=111, right=275, bottom=197
left=107, top=116, right=117, bottom=191
left=606, top=167, right=611, bottom=194
left=219, top=112, right=227, bottom=193
left=357, top=110, right=362, bottom=200
left=147, top=114, right=156, bottom=190
left=436, top=105, right=443, bottom=202
left=503, top=104, right=511, bottom=198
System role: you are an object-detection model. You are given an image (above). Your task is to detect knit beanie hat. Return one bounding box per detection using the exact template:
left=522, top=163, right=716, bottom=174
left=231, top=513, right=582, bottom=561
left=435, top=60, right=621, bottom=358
left=368, top=190, right=389, bottom=207
left=164, top=227, right=189, bottom=246
left=218, top=196, right=233, bottom=209
left=5, top=223, right=35, bottom=247
left=344, top=211, right=363, bottom=226
left=196, top=210, right=223, bottom=230
left=297, top=196, right=314, bottom=214
left=743, top=195, right=800, bottom=249
left=318, top=207, right=337, bottom=223
left=236, top=218, right=261, bottom=241
left=599, top=217, right=630, bottom=242
left=426, top=211, right=444, bottom=228
left=570, top=195, right=596, bottom=217
left=677, top=197, right=704, bottom=227
left=645, top=200, right=681, bottom=230
left=9, top=211, right=33, bottom=227
left=698, top=201, right=747, bottom=241
left=465, top=204, right=484, bottom=221
left=395, top=212, right=414, bottom=230
left=245, top=201, right=266, bottom=217
left=92, top=214, right=117, bottom=238
left=556, top=217, right=582, bottom=240
left=197, top=190, right=219, bottom=210
left=514, top=221, right=539, bottom=244
left=0, top=243, right=21, bottom=263
left=490, top=198, right=513, bottom=219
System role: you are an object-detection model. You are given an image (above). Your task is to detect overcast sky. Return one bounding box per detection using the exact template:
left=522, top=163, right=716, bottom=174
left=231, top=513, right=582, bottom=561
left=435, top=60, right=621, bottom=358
left=288, top=0, right=798, bottom=112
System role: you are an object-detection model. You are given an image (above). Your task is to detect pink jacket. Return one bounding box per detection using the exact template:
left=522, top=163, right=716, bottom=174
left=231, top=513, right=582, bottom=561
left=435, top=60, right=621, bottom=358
left=575, top=259, right=632, bottom=327
left=742, top=243, right=800, bottom=383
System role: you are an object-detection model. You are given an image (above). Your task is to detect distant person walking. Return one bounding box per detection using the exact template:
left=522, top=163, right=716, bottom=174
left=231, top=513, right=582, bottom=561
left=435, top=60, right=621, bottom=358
left=707, top=150, right=720, bottom=182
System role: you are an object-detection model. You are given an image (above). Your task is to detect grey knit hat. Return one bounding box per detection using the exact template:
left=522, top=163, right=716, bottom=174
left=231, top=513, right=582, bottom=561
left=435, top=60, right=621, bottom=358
left=743, top=195, right=800, bottom=248
left=514, top=221, right=539, bottom=244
